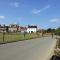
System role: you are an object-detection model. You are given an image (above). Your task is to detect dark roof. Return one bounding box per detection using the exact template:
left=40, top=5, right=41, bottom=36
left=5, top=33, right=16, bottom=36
left=0, top=24, right=8, bottom=28
left=28, top=25, right=37, bottom=28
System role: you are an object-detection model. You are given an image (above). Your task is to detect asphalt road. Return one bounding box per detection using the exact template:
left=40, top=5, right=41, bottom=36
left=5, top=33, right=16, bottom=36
left=0, top=36, right=57, bottom=60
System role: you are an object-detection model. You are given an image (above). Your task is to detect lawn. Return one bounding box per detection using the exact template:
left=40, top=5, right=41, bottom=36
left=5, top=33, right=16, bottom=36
left=0, top=32, right=40, bottom=43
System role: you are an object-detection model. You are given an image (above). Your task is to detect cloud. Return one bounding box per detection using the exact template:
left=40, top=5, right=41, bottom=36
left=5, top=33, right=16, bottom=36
left=0, top=16, right=5, bottom=19
left=41, top=5, right=50, bottom=11
left=32, top=9, right=41, bottom=15
left=10, top=2, right=19, bottom=7
left=32, top=5, right=50, bottom=14
left=50, top=18, right=59, bottom=22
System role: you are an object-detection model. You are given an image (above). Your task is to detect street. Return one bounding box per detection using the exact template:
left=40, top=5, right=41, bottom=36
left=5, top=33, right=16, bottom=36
left=0, top=36, right=57, bottom=60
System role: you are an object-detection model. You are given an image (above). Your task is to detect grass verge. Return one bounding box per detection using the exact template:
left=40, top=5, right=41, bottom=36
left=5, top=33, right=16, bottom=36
left=0, top=32, right=41, bottom=44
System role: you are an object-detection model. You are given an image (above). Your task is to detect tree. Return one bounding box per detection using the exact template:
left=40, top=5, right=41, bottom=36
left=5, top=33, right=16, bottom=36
left=55, top=27, right=60, bottom=36
left=46, top=28, right=55, bottom=33
left=47, top=28, right=52, bottom=33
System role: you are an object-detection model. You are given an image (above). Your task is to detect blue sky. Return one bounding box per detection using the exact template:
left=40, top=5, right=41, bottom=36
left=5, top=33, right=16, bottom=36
left=0, top=0, right=60, bottom=29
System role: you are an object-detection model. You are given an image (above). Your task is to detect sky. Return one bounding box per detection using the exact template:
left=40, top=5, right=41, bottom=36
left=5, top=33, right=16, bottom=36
left=0, top=0, right=60, bottom=29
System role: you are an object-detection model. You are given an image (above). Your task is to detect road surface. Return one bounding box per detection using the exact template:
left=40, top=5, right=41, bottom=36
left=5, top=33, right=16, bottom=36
left=0, top=36, right=57, bottom=60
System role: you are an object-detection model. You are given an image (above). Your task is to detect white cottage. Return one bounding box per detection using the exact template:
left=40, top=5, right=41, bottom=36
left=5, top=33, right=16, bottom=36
left=27, top=25, right=37, bottom=33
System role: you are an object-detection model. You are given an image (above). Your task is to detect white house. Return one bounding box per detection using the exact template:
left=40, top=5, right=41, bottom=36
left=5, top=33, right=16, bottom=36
left=27, top=25, right=37, bottom=33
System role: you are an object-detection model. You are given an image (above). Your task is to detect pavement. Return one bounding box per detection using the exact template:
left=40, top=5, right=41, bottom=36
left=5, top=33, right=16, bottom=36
left=0, top=36, right=57, bottom=60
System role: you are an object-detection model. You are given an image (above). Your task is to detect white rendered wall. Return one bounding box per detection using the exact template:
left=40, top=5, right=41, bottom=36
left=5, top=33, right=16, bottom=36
left=27, top=28, right=37, bottom=33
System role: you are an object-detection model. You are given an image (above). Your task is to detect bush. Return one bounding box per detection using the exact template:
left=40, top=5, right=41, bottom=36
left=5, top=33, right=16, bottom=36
left=55, top=27, right=60, bottom=36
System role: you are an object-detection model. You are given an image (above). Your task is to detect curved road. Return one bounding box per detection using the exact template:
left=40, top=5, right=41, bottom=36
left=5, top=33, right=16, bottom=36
left=0, top=36, right=57, bottom=60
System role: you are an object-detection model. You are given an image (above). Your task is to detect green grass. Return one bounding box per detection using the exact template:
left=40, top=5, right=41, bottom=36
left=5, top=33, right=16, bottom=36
left=0, top=32, right=41, bottom=43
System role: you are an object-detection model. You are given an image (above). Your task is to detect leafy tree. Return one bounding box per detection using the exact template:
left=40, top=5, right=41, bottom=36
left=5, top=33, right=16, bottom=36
left=47, top=28, right=52, bottom=33
left=55, top=27, right=60, bottom=36
left=46, top=28, right=56, bottom=34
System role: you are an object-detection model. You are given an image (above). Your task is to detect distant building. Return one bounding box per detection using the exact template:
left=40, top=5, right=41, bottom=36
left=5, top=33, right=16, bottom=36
left=9, top=24, right=18, bottom=27
left=27, top=25, right=37, bottom=33
left=0, top=24, right=37, bottom=33
left=0, top=24, right=8, bottom=32
left=8, top=24, right=18, bottom=32
left=9, top=27, right=17, bottom=32
left=0, top=26, right=6, bottom=32
left=18, top=26, right=27, bottom=33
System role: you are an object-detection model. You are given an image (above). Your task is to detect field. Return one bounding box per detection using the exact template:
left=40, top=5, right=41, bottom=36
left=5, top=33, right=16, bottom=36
left=0, top=32, right=41, bottom=43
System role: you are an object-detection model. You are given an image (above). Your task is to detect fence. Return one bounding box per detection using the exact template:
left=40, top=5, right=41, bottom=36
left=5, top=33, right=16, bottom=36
left=0, top=32, right=41, bottom=44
